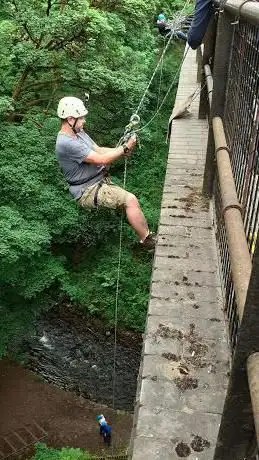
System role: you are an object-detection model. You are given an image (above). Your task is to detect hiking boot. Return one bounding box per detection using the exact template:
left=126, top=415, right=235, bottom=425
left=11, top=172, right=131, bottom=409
left=140, top=233, right=157, bottom=250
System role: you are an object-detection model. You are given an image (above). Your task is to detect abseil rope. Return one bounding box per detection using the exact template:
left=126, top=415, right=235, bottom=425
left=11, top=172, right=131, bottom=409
left=157, top=37, right=167, bottom=110
left=134, top=30, right=175, bottom=116
left=111, top=146, right=128, bottom=456
left=135, top=45, right=190, bottom=134
left=111, top=8, right=192, bottom=418
left=111, top=48, right=190, bottom=420
left=111, top=46, right=190, bottom=421
left=112, top=155, right=128, bottom=413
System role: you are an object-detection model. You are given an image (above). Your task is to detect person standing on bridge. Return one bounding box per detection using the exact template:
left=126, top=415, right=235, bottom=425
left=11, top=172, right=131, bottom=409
left=187, top=0, right=214, bottom=49
left=55, top=96, right=156, bottom=250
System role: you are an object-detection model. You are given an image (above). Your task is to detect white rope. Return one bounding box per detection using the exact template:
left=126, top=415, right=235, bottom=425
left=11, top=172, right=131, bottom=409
left=111, top=45, right=190, bottom=416
left=133, top=0, right=192, bottom=119
left=181, top=0, right=191, bottom=13
left=135, top=45, right=190, bottom=134
left=191, top=80, right=208, bottom=103
left=111, top=50, right=188, bottom=414
left=112, top=158, right=127, bottom=413
left=111, top=1, right=191, bottom=413
left=134, top=31, right=175, bottom=116
left=156, top=37, right=167, bottom=110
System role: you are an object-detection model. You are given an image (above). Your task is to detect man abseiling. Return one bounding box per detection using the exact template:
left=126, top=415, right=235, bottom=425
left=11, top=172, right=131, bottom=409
left=55, top=96, right=156, bottom=249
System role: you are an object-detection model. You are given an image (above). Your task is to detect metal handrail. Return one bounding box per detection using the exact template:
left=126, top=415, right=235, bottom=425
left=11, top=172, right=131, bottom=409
left=212, top=117, right=252, bottom=319
left=214, top=0, right=259, bottom=26
left=203, top=65, right=252, bottom=319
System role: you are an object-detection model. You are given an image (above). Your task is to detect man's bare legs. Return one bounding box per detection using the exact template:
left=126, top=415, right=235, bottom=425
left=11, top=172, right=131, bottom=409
left=125, top=194, right=149, bottom=241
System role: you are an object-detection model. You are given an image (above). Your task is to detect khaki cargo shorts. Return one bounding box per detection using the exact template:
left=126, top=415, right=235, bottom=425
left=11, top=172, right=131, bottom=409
left=79, top=178, right=133, bottom=209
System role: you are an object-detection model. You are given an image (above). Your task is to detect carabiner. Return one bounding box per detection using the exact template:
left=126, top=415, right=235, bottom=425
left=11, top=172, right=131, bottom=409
left=129, top=113, right=140, bottom=127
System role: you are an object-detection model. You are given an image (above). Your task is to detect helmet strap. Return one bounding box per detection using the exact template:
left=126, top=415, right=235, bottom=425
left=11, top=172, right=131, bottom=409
left=67, top=118, right=78, bottom=134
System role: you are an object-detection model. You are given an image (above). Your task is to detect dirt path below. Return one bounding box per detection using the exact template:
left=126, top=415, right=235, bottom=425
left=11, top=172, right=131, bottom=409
left=0, top=359, right=133, bottom=457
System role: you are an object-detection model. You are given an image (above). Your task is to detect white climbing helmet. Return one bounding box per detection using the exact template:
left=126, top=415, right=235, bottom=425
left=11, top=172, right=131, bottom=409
left=57, top=96, right=88, bottom=119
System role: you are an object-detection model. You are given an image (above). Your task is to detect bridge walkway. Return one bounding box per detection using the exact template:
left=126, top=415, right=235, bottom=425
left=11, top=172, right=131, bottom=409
left=130, top=48, right=230, bottom=460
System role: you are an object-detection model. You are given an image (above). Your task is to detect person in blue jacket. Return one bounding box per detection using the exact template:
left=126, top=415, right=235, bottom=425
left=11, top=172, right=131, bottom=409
left=187, top=0, right=215, bottom=49
left=97, top=415, right=112, bottom=446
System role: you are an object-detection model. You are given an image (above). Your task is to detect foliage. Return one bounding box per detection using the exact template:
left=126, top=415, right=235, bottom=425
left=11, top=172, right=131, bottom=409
left=0, top=0, right=189, bottom=356
left=60, top=42, right=183, bottom=331
left=31, top=443, right=94, bottom=460
left=64, top=46, right=183, bottom=331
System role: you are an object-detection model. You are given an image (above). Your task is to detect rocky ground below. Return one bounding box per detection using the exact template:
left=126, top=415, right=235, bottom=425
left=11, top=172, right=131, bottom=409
left=0, top=305, right=143, bottom=457
left=23, top=305, right=143, bottom=410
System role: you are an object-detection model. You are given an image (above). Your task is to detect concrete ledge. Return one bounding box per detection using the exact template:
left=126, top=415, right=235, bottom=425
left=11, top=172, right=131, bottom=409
left=130, top=48, right=230, bottom=460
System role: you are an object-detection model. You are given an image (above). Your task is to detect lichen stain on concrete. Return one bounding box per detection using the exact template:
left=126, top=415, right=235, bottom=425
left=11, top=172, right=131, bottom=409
left=156, top=324, right=184, bottom=340
left=191, top=434, right=211, bottom=452
left=174, top=376, right=198, bottom=391
left=175, top=442, right=191, bottom=457
left=162, top=352, right=180, bottom=361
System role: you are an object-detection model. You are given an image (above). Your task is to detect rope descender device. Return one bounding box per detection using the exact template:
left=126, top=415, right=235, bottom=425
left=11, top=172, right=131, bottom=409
left=124, top=113, right=140, bottom=136
left=129, top=113, right=140, bottom=127
left=122, top=113, right=141, bottom=145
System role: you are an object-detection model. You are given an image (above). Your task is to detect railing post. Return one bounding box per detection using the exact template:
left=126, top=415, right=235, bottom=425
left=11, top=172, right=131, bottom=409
left=202, top=10, right=234, bottom=197
left=196, top=46, right=203, bottom=83
left=198, top=17, right=217, bottom=119
left=198, top=69, right=209, bottom=119
left=214, top=239, right=259, bottom=460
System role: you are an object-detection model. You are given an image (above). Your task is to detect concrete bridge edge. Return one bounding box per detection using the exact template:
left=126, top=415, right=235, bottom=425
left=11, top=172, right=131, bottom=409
left=128, top=47, right=230, bottom=460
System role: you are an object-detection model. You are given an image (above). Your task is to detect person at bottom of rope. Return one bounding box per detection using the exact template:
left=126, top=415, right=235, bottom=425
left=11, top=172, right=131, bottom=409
left=97, top=414, right=112, bottom=447
left=55, top=96, right=156, bottom=250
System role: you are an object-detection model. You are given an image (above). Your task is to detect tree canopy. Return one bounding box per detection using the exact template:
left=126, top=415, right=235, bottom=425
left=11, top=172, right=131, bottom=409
left=0, top=0, right=190, bottom=357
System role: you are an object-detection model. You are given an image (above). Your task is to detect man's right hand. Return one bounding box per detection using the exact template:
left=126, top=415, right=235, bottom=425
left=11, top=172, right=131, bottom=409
left=126, top=134, right=137, bottom=150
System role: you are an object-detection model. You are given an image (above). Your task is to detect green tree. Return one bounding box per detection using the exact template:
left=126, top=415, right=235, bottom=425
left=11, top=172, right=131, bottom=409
left=0, top=0, right=188, bottom=356
left=31, top=443, right=94, bottom=460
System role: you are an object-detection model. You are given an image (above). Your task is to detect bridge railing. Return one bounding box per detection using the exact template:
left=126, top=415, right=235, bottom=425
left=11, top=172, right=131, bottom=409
left=198, top=1, right=259, bottom=459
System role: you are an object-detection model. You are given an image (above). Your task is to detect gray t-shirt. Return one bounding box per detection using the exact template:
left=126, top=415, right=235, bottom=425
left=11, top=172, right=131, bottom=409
left=56, top=130, right=105, bottom=199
